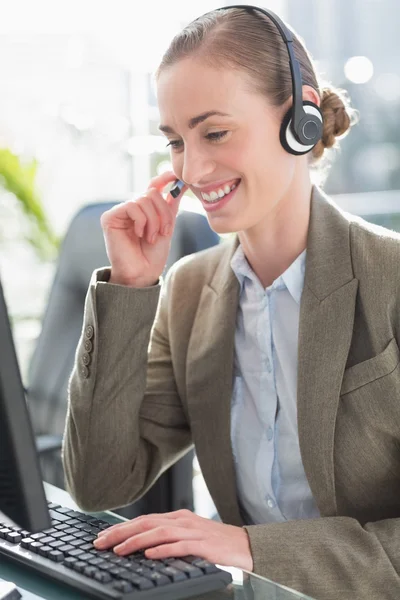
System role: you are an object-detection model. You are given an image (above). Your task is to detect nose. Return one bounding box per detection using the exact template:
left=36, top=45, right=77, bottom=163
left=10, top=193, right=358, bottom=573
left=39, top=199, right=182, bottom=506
left=181, top=144, right=216, bottom=186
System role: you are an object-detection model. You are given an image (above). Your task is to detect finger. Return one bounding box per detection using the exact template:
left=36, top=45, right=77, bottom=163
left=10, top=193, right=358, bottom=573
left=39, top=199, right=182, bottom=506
left=147, top=170, right=179, bottom=193
left=165, top=182, right=188, bottom=217
left=95, top=514, right=196, bottom=551
left=104, top=200, right=146, bottom=237
left=136, top=193, right=162, bottom=244
left=95, top=517, right=184, bottom=549
left=113, top=526, right=204, bottom=556
left=146, top=188, right=174, bottom=236
left=97, top=509, right=193, bottom=539
left=145, top=539, right=208, bottom=561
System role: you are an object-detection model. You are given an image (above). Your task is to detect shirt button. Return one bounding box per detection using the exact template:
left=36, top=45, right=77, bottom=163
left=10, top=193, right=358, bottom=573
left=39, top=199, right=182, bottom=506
left=267, top=427, right=273, bottom=441
left=85, top=325, right=94, bottom=339
left=82, top=353, right=91, bottom=366
left=84, top=339, right=93, bottom=352
left=266, top=497, right=275, bottom=509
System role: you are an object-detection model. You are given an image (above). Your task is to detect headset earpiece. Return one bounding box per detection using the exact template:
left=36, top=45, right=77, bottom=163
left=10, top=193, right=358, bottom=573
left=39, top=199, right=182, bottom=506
left=280, top=101, right=323, bottom=156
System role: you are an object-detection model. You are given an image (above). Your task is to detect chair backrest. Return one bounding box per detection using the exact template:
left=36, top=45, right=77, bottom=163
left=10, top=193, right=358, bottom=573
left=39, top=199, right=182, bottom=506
left=27, top=202, right=220, bottom=438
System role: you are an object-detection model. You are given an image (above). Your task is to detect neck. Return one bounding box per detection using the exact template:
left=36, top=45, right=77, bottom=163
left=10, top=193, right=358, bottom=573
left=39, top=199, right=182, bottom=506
left=238, top=167, right=313, bottom=288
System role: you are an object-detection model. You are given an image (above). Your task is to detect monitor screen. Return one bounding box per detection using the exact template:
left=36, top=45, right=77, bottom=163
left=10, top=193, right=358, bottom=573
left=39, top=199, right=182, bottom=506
left=0, top=277, right=51, bottom=532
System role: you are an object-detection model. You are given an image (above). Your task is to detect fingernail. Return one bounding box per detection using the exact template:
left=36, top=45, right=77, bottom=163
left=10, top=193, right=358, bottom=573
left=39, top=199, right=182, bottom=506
left=151, top=233, right=157, bottom=244
left=94, top=537, right=107, bottom=548
left=163, top=225, right=171, bottom=236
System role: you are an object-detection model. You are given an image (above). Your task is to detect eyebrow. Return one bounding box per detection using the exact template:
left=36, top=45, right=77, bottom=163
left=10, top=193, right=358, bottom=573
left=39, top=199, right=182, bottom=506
left=158, top=110, right=231, bottom=134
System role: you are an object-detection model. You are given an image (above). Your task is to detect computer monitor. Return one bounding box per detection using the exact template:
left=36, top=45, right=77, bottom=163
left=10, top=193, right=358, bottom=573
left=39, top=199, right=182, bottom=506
left=0, top=276, right=51, bottom=532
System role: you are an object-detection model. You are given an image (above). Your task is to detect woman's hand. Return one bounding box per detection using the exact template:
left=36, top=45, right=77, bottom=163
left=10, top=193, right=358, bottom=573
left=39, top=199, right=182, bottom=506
left=93, top=509, right=253, bottom=572
left=100, top=171, right=187, bottom=288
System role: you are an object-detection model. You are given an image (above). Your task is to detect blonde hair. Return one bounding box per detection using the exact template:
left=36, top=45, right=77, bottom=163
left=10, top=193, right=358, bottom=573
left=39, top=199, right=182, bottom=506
left=156, top=7, right=358, bottom=166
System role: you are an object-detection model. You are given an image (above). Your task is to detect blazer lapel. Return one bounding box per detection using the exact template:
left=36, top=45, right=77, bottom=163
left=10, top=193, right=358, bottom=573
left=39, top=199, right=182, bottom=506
left=297, top=187, right=358, bottom=516
left=186, top=237, right=244, bottom=526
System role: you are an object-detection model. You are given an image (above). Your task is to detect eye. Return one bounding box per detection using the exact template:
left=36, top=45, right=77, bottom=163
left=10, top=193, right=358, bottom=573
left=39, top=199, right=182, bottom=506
left=206, top=131, right=228, bottom=142
left=166, top=139, right=183, bottom=149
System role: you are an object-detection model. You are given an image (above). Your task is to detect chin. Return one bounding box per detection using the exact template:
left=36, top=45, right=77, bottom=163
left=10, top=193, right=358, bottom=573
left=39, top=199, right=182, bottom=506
left=205, top=216, right=240, bottom=236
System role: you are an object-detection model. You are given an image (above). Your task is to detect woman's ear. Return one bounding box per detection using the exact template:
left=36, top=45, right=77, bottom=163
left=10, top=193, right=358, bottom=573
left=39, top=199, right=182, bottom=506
left=302, top=85, right=320, bottom=107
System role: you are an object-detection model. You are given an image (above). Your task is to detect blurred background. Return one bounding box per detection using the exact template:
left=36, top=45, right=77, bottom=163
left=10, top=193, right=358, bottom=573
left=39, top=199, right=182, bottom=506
left=1, top=0, right=399, bottom=518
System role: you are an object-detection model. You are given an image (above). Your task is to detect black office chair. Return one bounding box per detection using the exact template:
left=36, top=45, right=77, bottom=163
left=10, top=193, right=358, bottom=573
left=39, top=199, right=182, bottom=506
left=26, top=201, right=219, bottom=517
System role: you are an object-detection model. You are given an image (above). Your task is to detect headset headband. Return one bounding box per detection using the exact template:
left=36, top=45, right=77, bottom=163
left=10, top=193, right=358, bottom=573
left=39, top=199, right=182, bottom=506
left=215, top=5, right=305, bottom=140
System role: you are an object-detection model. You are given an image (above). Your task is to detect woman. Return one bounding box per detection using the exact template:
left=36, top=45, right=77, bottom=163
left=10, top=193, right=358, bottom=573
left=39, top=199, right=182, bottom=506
left=62, top=6, right=400, bottom=600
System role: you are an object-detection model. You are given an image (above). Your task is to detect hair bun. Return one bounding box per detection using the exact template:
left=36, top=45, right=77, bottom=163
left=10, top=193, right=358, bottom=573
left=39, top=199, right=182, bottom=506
left=312, top=86, right=357, bottom=160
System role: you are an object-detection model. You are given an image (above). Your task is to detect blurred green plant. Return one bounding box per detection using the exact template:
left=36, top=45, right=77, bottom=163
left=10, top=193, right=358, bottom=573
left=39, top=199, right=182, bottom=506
left=0, top=148, right=60, bottom=260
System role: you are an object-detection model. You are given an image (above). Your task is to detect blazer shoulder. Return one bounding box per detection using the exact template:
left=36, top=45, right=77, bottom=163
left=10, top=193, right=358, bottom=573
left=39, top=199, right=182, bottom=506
left=349, top=211, right=400, bottom=254
left=348, top=212, right=400, bottom=287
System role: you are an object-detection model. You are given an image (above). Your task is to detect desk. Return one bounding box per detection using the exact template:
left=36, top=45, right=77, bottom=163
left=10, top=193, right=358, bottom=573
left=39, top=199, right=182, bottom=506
left=0, top=483, right=315, bottom=600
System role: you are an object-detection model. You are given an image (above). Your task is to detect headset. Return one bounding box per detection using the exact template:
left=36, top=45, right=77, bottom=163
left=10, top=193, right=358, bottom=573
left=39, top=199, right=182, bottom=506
left=213, top=4, right=323, bottom=156
left=170, top=4, right=323, bottom=198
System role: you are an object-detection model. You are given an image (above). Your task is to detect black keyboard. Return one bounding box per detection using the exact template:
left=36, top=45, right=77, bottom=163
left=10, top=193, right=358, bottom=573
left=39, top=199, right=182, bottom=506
left=0, top=502, right=232, bottom=599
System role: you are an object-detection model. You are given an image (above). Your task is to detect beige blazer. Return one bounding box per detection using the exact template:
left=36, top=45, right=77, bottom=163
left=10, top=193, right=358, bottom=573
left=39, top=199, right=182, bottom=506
left=63, top=186, right=400, bottom=600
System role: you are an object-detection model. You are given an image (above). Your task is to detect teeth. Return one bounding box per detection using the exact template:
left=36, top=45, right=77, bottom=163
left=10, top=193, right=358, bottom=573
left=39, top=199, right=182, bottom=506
left=201, top=182, right=239, bottom=203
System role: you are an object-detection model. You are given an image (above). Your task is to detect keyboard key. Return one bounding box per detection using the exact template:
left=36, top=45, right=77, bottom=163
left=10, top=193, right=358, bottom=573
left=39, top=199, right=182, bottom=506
left=38, top=545, right=53, bottom=558
left=68, top=548, right=84, bottom=558
left=69, top=539, right=85, bottom=547
left=29, top=542, right=43, bottom=553
left=60, top=535, right=75, bottom=544
left=192, top=559, right=219, bottom=574
left=63, top=527, right=81, bottom=536
left=88, top=558, right=106, bottom=567
left=82, top=535, right=96, bottom=542
left=31, top=532, right=46, bottom=540
left=83, top=566, right=98, bottom=578
left=149, top=572, right=170, bottom=586
left=54, top=524, right=69, bottom=531
left=72, top=561, right=88, bottom=574
left=40, top=536, right=56, bottom=545
left=159, top=566, right=187, bottom=582
left=124, top=574, right=154, bottom=590
left=76, top=553, right=93, bottom=562
left=169, top=560, right=203, bottom=578
left=94, top=571, right=112, bottom=584
left=65, top=519, right=81, bottom=526
left=0, top=528, right=11, bottom=539
left=5, top=532, right=22, bottom=544
left=58, top=544, right=75, bottom=554
left=47, top=503, right=61, bottom=510
left=51, top=531, right=67, bottom=539
left=49, top=510, right=71, bottom=522
left=80, top=543, right=95, bottom=552
left=63, top=557, right=78, bottom=568
left=42, top=527, right=58, bottom=535
left=48, top=550, right=64, bottom=562
left=48, top=540, right=65, bottom=550
left=20, top=537, right=35, bottom=549
left=52, top=507, right=72, bottom=515
left=129, top=566, right=152, bottom=577
left=113, top=580, right=133, bottom=593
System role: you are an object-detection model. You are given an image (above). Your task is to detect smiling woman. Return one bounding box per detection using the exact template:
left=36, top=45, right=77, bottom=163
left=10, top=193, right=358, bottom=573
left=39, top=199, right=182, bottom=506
left=62, top=6, right=400, bottom=600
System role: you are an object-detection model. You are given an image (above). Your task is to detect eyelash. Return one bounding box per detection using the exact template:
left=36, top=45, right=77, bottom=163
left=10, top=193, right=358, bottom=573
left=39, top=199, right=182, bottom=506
left=166, top=130, right=228, bottom=149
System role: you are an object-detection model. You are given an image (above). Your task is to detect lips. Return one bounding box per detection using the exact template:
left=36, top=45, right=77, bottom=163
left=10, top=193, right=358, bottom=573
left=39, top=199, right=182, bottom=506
left=199, top=179, right=241, bottom=213
left=197, top=178, right=241, bottom=196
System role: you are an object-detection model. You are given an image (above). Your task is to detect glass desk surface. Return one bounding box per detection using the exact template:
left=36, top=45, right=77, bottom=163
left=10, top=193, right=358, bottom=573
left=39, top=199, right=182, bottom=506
left=0, top=483, right=316, bottom=600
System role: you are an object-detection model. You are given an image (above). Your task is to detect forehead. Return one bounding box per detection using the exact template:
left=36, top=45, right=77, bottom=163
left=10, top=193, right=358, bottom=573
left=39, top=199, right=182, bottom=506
left=156, top=58, right=256, bottom=123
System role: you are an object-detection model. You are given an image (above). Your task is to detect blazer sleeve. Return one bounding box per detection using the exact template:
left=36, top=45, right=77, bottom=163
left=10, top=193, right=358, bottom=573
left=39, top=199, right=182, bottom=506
left=244, top=516, right=400, bottom=600
left=62, top=266, right=192, bottom=512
